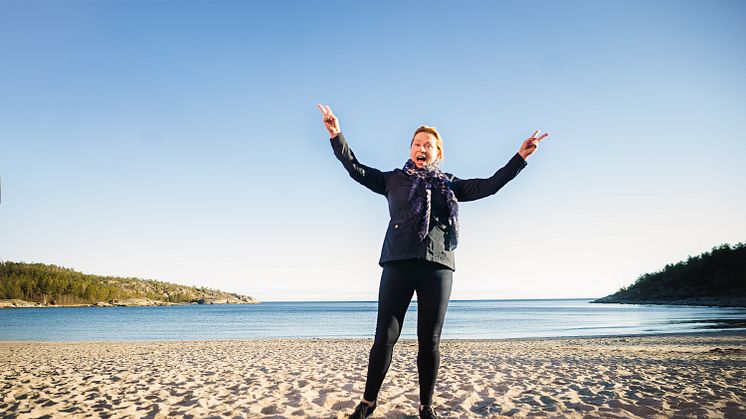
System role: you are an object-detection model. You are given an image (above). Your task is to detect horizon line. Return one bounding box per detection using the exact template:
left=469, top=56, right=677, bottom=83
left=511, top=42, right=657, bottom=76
left=254, top=297, right=602, bottom=303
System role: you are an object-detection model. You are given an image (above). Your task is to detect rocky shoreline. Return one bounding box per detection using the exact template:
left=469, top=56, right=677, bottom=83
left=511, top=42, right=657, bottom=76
left=0, top=296, right=259, bottom=309
left=592, top=295, right=746, bottom=308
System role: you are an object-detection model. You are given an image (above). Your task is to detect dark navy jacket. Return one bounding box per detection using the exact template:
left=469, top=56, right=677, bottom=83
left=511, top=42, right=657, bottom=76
left=331, top=132, right=527, bottom=271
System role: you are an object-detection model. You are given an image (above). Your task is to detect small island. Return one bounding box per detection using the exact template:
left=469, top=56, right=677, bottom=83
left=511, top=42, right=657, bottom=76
left=0, top=261, right=259, bottom=308
left=593, top=242, right=746, bottom=307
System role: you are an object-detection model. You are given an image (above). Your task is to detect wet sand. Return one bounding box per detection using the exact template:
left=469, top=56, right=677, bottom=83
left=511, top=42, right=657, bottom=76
left=1, top=332, right=745, bottom=418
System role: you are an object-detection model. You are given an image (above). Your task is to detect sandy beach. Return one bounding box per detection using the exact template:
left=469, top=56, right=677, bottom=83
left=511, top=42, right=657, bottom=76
left=1, top=332, right=745, bottom=418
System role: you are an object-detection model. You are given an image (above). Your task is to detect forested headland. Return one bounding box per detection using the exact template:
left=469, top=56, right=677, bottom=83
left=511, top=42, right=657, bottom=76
left=593, top=243, right=746, bottom=307
left=0, top=261, right=259, bottom=307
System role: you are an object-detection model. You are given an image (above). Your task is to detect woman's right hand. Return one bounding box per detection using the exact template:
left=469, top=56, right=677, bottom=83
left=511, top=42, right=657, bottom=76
left=317, top=103, right=341, bottom=138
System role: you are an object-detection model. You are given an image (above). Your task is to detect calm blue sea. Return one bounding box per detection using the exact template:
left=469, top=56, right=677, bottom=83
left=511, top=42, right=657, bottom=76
left=1, top=299, right=745, bottom=341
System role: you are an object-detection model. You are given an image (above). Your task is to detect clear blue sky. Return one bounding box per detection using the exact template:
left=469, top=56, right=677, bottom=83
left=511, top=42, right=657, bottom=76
left=2, top=0, right=745, bottom=301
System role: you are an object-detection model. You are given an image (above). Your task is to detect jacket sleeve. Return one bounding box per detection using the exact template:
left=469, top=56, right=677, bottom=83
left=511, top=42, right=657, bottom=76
left=451, top=153, right=527, bottom=202
left=330, top=132, right=387, bottom=195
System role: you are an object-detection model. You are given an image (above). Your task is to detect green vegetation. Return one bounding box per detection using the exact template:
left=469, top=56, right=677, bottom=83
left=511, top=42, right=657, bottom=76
left=594, top=243, right=746, bottom=307
left=0, top=261, right=256, bottom=306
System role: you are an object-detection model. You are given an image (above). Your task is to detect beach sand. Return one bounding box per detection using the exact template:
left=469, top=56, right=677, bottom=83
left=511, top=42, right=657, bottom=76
left=1, top=333, right=745, bottom=418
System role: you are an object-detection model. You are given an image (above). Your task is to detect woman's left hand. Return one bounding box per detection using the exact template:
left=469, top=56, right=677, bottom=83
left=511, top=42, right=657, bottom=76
left=518, top=130, right=549, bottom=160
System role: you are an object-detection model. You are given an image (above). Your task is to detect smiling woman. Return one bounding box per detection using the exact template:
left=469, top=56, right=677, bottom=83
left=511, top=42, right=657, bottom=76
left=316, top=102, right=550, bottom=419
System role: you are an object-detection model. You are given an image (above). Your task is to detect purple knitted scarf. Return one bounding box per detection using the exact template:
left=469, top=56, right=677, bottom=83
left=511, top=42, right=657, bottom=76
left=403, top=159, right=459, bottom=251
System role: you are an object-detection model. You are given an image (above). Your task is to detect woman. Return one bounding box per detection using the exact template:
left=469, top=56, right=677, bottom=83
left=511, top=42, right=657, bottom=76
left=317, top=103, right=548, bottom=419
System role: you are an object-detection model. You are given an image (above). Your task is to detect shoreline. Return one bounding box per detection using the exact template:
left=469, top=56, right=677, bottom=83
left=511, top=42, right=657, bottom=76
left=591, top=297, right=746, bottom=308
left=6, top=296, right=746, bottom=309
left=0, top=297, right=259, bottom=309
left=2, top=332, right=744, bottom=418
left=3, top=328, right=746, bottom=345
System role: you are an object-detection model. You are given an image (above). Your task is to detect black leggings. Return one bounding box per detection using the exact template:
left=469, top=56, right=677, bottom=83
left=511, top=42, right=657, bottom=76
left=363, top=259, right=453, bottom=406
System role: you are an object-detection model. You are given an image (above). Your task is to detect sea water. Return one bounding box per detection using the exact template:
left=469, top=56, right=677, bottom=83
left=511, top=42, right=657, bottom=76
left=1, top=299, right=745, bottom=341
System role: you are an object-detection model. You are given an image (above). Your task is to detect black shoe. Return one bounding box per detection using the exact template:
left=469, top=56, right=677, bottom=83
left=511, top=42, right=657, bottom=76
left=419, top=405, right=439, bottom=419
left=348, top=401, right=376, bottom=419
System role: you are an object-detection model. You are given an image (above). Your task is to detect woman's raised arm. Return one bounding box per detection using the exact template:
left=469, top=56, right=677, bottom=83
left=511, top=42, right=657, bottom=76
left=318, top=103, right=387, bottom=195
left=451, top=130, right=549, bottom=202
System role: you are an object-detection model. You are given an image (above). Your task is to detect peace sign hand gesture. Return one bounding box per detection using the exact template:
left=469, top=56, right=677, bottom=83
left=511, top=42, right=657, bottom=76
left=317, top=103, right=341, bottom=138
left=518, top=130, right=549, bottom=160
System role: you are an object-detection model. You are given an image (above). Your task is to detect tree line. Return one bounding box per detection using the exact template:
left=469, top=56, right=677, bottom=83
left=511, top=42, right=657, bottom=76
left=0, top=261, right=224, bottom=305
left=609, top=242, right=746, bottom=300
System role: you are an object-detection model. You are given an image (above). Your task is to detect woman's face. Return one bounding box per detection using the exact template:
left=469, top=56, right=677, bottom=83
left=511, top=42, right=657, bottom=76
left=410, top=132, right=441, bottom=168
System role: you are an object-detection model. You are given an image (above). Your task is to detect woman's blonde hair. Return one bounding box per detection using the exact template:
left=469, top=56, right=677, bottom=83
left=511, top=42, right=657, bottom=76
left=411, top=125, right=444, bottom=161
